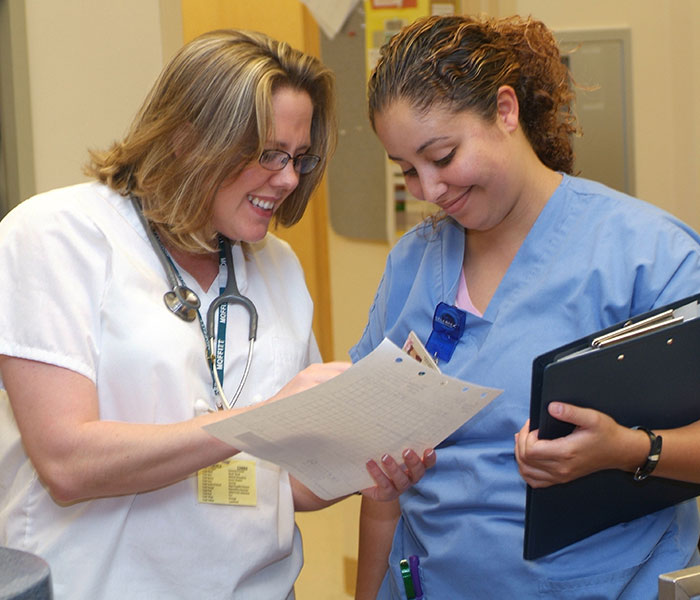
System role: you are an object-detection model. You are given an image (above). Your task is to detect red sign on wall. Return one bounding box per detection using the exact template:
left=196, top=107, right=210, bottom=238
left=371, top=0, right=418, bottom=8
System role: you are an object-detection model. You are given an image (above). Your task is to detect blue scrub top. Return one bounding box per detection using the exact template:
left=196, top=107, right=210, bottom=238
left=351, top=175, right=700, bottom=599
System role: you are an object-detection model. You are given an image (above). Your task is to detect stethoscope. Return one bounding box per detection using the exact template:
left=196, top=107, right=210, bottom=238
left=131, top=196, right=258, bottom=410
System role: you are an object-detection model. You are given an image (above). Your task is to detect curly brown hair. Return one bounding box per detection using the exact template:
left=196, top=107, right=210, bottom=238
left=368, top=14, right=579, bottom=174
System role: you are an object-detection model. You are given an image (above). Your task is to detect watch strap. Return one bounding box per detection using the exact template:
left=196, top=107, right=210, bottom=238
left=631, top=426, right=662, bottom=481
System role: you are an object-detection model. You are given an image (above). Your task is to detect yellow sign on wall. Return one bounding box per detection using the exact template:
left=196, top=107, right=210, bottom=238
left=363, top=0, right=458, bottom=238
left=364, top=0, right=458, bottom=74
left=364, top=0, right=427, bottom=74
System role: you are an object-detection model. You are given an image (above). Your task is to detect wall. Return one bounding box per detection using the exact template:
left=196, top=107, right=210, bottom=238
left=0, top=0, right=33, bottom=213
left=18, top=0, right=181, bottom=197
left=512, top=0, right=699, bottom=229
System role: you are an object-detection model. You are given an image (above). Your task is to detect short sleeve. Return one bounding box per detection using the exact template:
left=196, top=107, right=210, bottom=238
left=646, top=220, right=700, bottom=310
left=349, top=256, right=393, bottom=363
left=0, top=191, right=110, bottom=383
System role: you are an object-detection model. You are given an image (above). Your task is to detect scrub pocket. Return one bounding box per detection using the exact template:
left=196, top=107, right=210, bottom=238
left=538, top=560, right=644, bottom=599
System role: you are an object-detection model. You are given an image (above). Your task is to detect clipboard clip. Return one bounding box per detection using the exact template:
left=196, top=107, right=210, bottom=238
left=553, top=300, right=698, bottom=364
left=592, top=309, right=683, bottom=349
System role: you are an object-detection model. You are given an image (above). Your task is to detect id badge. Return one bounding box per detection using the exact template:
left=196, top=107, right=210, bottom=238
left=402, top=330, right=440, bottom=372
left=197, top=459, right=257, bottom=506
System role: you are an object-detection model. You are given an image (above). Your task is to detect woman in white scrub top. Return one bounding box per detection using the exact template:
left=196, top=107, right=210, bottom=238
left=0, top=30, right=434, bottom=600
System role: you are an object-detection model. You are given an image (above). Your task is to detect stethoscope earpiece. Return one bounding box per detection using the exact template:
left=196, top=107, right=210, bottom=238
left=164, top=285, right=201, bottom=322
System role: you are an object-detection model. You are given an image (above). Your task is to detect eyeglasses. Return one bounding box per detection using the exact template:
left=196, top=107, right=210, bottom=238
left=258, top=149, right=321, bottom=175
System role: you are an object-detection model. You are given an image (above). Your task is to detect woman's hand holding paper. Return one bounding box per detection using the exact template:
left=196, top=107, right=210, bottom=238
left=360, top=448, right=437, bottom=502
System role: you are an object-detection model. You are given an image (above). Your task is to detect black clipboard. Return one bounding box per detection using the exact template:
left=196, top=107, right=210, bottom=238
left=523, top=292, right=700, bottom=560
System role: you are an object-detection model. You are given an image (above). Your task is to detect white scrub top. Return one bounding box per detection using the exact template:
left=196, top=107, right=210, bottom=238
left=0, top=182, right=320, bottom=599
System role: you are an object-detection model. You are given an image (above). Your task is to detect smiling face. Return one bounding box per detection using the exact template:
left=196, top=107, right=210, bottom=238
left=211, top=86, right=314, bottom=243
left=374, top=97, right=523, bottom=233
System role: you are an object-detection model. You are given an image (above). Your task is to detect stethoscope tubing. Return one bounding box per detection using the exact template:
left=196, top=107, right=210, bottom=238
left=131, top=196, right=258, bottom=411
left=205, top=236, right=258, bottom=410
left=132, top=198, right=202, bottom=320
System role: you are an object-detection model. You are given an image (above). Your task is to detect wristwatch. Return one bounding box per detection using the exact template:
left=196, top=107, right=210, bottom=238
left=631, top=426, right=662, bottom=481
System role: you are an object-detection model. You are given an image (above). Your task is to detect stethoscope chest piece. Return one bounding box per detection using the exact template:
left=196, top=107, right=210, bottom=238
left=164, top=285, right=201, bottom=322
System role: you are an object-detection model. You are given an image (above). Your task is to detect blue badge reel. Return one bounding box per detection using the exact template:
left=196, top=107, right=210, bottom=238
left=425, top=302, right=467, bottom=363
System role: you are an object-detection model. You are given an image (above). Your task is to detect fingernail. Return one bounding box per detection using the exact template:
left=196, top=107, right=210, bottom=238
left=426, top=449, right=435, bottom=459
left=381, top=453, right=391, bottom=464
left=402, top=449, right=412, bottom=459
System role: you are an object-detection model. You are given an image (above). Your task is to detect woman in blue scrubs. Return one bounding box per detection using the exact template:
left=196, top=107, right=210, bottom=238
left=353, top=14, right=700, bottom=599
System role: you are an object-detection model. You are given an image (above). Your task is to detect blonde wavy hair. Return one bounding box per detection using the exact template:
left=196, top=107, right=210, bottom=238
left=368, top=14, right=579, bottom=174
left=86, top=29, right=336, bottom=253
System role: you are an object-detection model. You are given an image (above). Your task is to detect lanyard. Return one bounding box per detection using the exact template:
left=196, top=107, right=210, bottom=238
left=211, top=242, right=228, bottom=399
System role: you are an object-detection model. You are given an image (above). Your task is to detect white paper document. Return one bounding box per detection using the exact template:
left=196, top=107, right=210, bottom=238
left=204, top=338, right=501, bottom=500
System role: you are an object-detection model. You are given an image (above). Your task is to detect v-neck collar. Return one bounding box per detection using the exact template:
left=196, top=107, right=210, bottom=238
left=441, top=175, right=572, bottom=322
